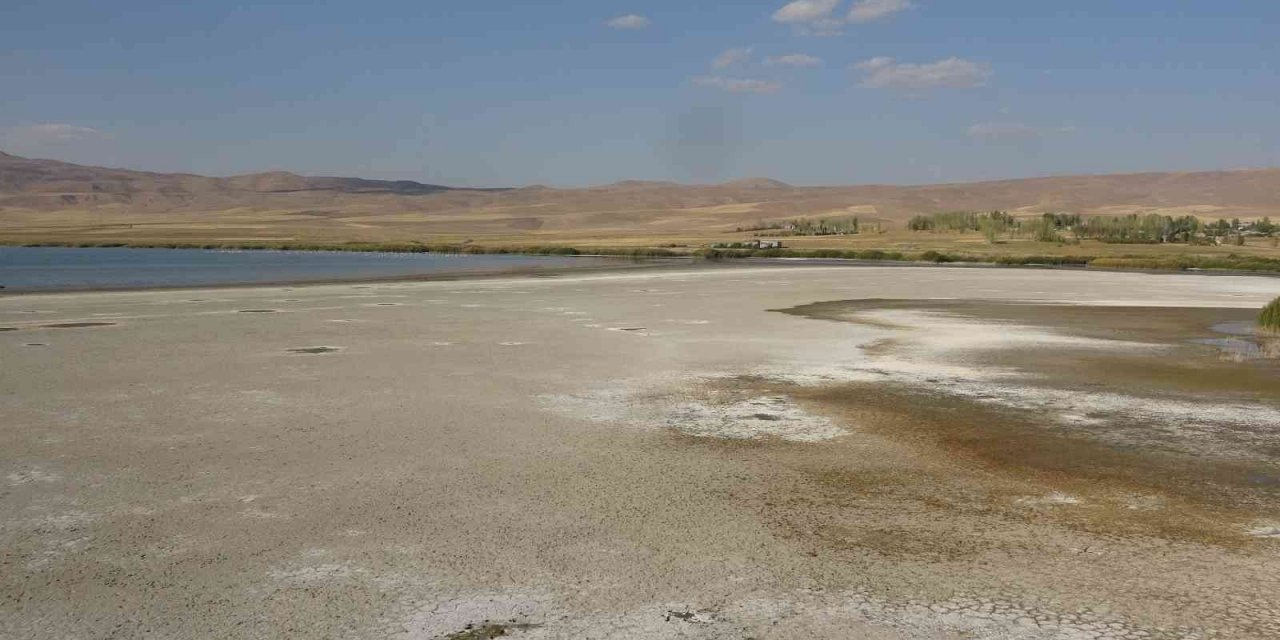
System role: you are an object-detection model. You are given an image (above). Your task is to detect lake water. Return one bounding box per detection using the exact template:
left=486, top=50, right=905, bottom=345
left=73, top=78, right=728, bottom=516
left=0, top=247, right=622, bottom=292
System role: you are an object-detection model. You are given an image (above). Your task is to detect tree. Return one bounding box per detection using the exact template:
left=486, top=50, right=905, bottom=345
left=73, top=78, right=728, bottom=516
left=979, top=217, right=1004, bottom=244
left=1257, top=217, right=1275, bottom=236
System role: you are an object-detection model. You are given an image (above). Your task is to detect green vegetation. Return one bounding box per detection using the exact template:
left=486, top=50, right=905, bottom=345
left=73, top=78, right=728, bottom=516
left=699, top=246, right=1280, bottom=273
left=695, top=246, right=1090, bottom=266
left=907, top=211, right=1279, bottom=246
left=908, top=211, right=1061, bottom=243
left=699, top=247, right=908, bottom=261
left=737, top=216, right=861, bottom=236
left=1260, top=297, right=1280, bottom=332
left=1077, top=214, right=1201, bottom=244
left=908, top=210, right=1018, bottom=233
left=1087, top=254, right=1280, bottom=272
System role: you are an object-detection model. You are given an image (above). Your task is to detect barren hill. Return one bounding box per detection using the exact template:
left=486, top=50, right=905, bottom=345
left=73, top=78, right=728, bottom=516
left=1, top=150, right=1278, bottom=245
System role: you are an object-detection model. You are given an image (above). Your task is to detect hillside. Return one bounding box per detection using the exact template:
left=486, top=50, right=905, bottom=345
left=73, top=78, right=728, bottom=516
left=2, top=150, right=1278, bottom=247
left=0, top=150, right=463, bottom=205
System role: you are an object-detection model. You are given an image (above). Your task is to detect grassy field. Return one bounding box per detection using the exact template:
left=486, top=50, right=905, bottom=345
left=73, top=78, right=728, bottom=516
left=4, top=205, right=1280, bottom=273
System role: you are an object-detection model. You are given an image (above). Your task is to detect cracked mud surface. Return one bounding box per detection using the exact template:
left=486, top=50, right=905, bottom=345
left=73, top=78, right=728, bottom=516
left=3, top=265, right=1279, bottom=638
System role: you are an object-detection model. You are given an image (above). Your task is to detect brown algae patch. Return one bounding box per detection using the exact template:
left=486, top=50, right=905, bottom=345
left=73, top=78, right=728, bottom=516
left=757, top=299, right=1280, bottom=547
left=42, top=322, right=117, bottom=329
left=799, top=382, right=1279, bottom=547
left=670, top=373, right=1280, bottom=638
left=781, top=299, right=1280, bottom=396
left=442, top=623, right=540, bottom=639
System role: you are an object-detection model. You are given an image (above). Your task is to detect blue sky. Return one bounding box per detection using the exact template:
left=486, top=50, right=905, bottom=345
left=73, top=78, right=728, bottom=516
left=2, top=1, right=1277, bottom=186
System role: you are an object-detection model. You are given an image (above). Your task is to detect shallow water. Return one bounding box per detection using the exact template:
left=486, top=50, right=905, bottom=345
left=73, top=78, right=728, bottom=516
left=0, top=247, right=619, bottom=291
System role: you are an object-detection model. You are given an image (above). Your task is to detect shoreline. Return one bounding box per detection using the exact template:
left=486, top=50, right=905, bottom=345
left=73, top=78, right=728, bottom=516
left=0, top=255, right=689, bottom=297
left=6, top=239, right=1280, bottom=278
left=4, top=246, right=1278, bottom=298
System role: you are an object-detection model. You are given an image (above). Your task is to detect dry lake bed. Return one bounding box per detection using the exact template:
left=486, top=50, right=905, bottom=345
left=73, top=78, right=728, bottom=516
left=2, top=264, right=1279, bottom=639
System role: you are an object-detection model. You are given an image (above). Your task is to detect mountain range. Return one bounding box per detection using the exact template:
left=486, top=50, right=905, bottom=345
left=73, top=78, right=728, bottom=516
left=2, top=150, right=1278, bottom=244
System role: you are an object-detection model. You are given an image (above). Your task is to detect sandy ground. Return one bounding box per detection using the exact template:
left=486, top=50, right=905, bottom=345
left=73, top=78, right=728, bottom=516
left=2, top=264, right=1279, bottom=639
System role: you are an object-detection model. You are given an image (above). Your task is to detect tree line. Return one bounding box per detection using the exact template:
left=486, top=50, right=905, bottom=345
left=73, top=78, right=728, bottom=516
left=907, top=211, right=1277, bottom=244
left=737, top=216, right=861, bottom=236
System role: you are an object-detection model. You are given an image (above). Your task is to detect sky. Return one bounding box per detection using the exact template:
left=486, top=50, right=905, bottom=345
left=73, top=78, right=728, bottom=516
left=2, top=1, right=1278, bottom=187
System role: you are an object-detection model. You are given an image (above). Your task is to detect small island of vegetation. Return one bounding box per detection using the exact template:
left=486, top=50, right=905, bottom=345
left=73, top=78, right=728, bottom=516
left=1261, top=297, right=1280, bottom=333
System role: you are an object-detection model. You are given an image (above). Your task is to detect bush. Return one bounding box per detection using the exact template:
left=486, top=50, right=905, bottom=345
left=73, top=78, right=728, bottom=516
left=1088, top=255, right=1280, bottom=273
left=917, top=250, right=955, bottom=263
left=994, top=255, right=1091, bottom=267
left=1261, top=297, right=1280, bottom=333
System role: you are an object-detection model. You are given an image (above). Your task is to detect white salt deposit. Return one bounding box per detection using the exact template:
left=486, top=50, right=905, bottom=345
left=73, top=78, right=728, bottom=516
left=542, top=386, right=846, bottom=443
left=753, top=306, right=1280, bottom=460
left=1249, top=524, right=1280, bottom=539
left=1016, top=493, right=1083, bottom=507
left=665, top=395, right=846, bottom=442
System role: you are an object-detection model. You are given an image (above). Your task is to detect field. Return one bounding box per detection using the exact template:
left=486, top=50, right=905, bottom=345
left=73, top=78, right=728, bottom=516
left=7, top=212, right=1280, bottom=274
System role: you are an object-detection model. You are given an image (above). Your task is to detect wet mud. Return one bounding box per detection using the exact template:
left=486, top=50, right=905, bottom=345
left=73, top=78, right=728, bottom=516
left=754, top=300, right=1280, bottom=548
left=286, top=347, right=341, bottom=355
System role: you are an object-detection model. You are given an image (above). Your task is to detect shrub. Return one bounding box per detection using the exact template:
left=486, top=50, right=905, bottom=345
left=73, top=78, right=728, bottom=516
left=917, top=250, right=955, bottom=263
left=994, top=255, right=1092, bottom=267
left=1261, top=297, right=1280, bottom=333
left=809, top=249, right=845, bottom=258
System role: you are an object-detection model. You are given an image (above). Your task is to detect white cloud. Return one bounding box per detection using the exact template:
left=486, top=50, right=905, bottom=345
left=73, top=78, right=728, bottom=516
left=772, top=0, right=841, bottom=24
left=0, top=123, right=111, bottom=149
left=712, top=47, right=753, bottom=70
left=692, top=76, right=782, bottom=95
left=774, top=0, right=913, bottom=34
left=11, top=123, right=106, bottom=142
left=773, top=0, right=845, bottom=35
left=855, top=57, right=992, bottom=89
left=766, top=53, right=822, bottom=67
left=848, top=0, right=912, bottom=23
left=967, top=122, right=1040, bottom=141
left=606, top=14, right=651, bottom=30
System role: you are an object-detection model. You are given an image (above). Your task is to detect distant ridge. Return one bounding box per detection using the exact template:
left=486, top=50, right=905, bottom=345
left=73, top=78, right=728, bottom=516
left=722, top=178, right=792, bottom=189
left=3, top=150, right=1279, bottom=243
left=0, top=150, right=471, bottom=200
left=594, top=180, right=682, bottom=190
